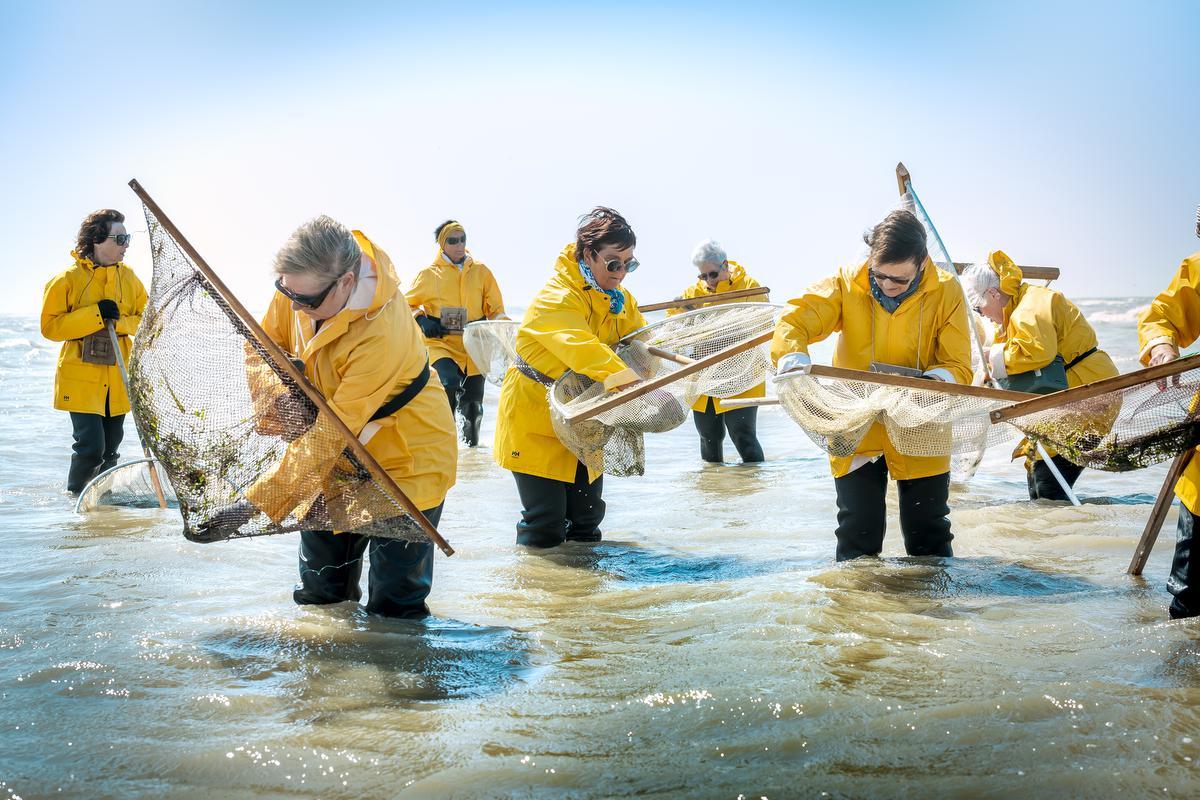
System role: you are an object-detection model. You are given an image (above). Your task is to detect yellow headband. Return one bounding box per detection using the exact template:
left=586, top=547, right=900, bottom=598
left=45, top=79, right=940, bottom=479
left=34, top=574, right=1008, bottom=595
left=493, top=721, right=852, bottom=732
left=437, top=223, right=466, bottom=250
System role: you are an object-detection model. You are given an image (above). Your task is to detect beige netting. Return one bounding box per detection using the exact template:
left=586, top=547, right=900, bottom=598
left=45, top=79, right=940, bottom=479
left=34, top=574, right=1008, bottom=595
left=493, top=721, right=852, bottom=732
left=130, top=200, right=427, bottom=544
left=74, top=458, right=179, bottom=512
left=548, top=302, right=782, bottom=476
left=774, top=371, right=1019, bottom=461
left=998, top=363, right=1200, bottom=472
left=463, top=319, right=518, bottom=386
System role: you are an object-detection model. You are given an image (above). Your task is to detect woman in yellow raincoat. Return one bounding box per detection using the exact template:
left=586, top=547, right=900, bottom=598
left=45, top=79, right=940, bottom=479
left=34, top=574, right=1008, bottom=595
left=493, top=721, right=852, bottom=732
left=961, top=250, right=1119, bottom=500
left=41, top=209, right=148, bottom=494
left=199, top=217, right=457, bottom=619
left=1137, top=237, right=1200, bottom=619
left=407, top=220, right=507, bottom=446
left=772, top=209, right=973, bottom=561
left=666, top=239, right=765, bottom=463
left=493, top=207, right=644, bottom=547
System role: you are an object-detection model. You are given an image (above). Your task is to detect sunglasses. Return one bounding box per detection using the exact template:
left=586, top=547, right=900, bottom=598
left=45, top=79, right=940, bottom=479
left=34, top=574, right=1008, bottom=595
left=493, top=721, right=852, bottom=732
left=444, top=236, right=466, bottom=246
left=869, top=268, right=916, bottom=287
left=275, top=275, right=341, bottom=309
left=107, top=233, right=133, bottom=246
left=698, top=270, right=722, bottom=281
left=604, top=257, right=640, bottom=274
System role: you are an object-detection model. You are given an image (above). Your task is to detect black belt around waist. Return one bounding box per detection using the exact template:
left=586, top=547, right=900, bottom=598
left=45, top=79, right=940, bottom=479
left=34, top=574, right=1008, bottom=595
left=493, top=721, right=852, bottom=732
left=370, top=358, right=430, bottom=421
left=1065, top=347, right=1098, bottom=371
left=514, top=356, right=555, bottom=387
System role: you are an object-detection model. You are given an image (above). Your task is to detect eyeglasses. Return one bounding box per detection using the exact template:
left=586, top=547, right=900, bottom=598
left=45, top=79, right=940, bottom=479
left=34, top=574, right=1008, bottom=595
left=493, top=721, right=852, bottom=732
left=605, top=257, right=639, bottom=274
left=698, top=270, right=722, bottom=281
left=108, top=233, right=133, bottom=246
left=869, top=268, right=916, bottom=287
left=444, top=236, right=466, bottom=246
left=275, top=275, right=341, bottom=309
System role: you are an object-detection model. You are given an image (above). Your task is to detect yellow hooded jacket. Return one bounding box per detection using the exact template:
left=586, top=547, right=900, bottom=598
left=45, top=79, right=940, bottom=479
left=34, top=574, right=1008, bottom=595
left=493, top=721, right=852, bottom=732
left=246, top=232, right=458, bottom=524
left=406, top=253, right=506, bottom=375
left=41, top=252, right=148, bottom=415
left=493, top=244, right=647, bottom=483
left=771, top=258, right=973, bottom=480
left=1138, top=251, right=1200, bottom=514
left=666, top=260, right=768, bottom=413
left=989, top=250, right=1119, bottom=386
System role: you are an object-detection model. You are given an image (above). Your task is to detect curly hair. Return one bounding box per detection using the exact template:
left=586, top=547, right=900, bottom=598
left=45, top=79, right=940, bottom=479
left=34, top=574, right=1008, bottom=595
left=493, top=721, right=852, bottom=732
left=575, top=207, right=636, bottom=259
left=75, top=209, right=125, bottom=259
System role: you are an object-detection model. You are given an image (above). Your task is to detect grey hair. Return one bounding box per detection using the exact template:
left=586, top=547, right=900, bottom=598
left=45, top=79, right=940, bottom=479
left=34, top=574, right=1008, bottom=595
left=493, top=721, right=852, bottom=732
left=959, top=261, right=1000, bottom=305
left=274, top=215, right=362, bottom=281
left=690, top=239, right=727, bottom=268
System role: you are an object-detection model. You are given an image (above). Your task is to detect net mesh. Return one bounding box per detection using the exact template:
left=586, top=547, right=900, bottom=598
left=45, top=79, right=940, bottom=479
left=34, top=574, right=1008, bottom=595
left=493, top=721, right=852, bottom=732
left=1000, top=366, right=1200, bottom=472
left=463, top=320, right=518, bottom=386
left=74, top=458, right=179, bottom=512
left=774, top=372, right=1019, bottom=461
left=548, top=302, right=781, bottom=476
left=130, top=202, right=425, bottom=544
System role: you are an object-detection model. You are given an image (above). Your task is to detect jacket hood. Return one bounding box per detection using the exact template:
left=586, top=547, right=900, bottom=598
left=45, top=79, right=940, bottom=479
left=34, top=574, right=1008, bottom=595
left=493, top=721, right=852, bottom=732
left=349, top=231, right=398, bottom=314
left=988, top=249, right=1024, bottom=297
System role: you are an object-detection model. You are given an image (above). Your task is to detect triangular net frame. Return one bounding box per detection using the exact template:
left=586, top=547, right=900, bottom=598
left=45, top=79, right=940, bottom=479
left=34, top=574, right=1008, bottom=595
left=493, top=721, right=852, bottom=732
left=547, top=302, right=782, bottom=477
left=75, top=458, right=180, bottom=512
left=129, top=198, right=428, bottom=544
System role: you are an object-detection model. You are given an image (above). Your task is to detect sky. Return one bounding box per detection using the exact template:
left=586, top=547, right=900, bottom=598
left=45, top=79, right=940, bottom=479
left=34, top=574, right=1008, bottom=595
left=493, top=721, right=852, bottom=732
left=3, top=0, right=1198, bottom=317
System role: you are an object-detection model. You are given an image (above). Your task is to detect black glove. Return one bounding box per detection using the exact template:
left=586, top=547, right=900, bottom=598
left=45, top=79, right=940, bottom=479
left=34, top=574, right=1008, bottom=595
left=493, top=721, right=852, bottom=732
left=191, top=500, right=257, bottom=543
left=97, top=299, right=120, bottom=321
left=416, top=315, right=446, bottom=339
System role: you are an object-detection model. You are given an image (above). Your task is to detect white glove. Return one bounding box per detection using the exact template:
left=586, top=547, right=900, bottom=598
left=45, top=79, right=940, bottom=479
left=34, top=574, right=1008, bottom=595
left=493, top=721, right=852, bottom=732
left=988, top=342, right=1008, bottom=381
left=921, top=367, right=955, bottom=383
left=777, top=352, right=812, bottom=375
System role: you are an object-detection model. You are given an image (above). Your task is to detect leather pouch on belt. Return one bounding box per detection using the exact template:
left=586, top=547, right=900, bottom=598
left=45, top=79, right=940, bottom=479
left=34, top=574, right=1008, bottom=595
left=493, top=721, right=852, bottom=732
left=80, top=329, right=117, bottom=365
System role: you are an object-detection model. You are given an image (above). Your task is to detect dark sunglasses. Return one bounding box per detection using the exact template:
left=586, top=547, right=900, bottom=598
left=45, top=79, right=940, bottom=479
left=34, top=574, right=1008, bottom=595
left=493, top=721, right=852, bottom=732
left=107, top=233, right=133, bottom=246
left=698, top=270, right=722, bottom=281
left=444, top=236, right=466, bottom=246
left=275, top=275, right=340, bottom=309
left=869, top=268, right=916, bottom=287
left=604, top=257, right=640, bottom=274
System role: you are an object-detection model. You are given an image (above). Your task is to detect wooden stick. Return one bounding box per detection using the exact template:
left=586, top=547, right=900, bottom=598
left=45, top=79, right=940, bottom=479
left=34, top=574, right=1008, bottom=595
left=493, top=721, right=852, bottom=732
left=564, top=332, right=773, bottom=423
left=107, top=321, right=168, bottom=509
left=896, top=161, right=911, bottom=196
left=639, top=286, right=770, bottom=313
left=950, top=262, right=1060, bottom=282
left=127, top=179, right=453, bottom=557
left=806, top=365, right=1036, bottom=402
left=719, top=397, right=779, bottom=409
left=989, top=353, right=1200, bottom=424
left=646, top=346, right=694, bottom=366
left=1128, top=449, right=1193, bottom=575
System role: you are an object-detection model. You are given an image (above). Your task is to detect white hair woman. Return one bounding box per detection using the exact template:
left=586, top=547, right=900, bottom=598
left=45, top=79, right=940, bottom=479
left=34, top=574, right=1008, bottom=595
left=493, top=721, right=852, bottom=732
left=666, top=238, right=766, bottom=464
left=960, top=251, right=1118, bottom=500
left=199, top=216, right=458, bottom=619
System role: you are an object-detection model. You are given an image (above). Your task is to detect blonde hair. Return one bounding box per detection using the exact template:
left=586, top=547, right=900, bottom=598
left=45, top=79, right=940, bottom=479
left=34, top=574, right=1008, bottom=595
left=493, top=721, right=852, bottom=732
left=273, top=216, right=361, bottom=282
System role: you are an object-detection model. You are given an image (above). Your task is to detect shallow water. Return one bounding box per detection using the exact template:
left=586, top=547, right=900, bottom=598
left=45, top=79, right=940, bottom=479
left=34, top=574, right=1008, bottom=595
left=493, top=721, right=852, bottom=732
left=3, top=301, right=1200, bottom=799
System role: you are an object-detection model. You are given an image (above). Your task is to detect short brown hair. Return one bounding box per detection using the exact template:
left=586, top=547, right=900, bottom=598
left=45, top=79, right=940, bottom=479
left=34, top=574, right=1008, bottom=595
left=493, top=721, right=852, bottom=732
left=864, top=209, right=928, bottom=270
left=575, top=207, right=636, bottom=259
left=75, top=209, right=125, bottom=259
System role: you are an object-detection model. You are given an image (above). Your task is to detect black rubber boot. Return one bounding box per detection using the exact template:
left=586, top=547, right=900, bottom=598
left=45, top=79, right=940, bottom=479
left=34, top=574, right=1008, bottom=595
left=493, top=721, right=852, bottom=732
left=1169, top=505, right=1200, bottom=619
left=513, top=471, right=569, bottom=548
left=833, top=457, right=888, bottom=560
left=1028, top=455, right=1085, bottom=501
left=433, top=357, right=464, bottom=415
left=293, top=530, right=368, bottom=605
left=897, top=470, right=954, bottom=557
left=460, top=375, right=485, bottom=447
left=723, top=406, right=764, bottom=463
left=68, top=411, right=109, bottom=493
left=692, top=400, right=725, bottom=463
left=564, top=461, right=605, bottom=542
left=364, top=505, right=442, bottom=619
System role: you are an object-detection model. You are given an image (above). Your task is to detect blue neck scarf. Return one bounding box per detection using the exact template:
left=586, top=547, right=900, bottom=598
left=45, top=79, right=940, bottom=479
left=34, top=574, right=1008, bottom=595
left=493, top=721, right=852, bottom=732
left=578, top=259, right=625, bottom=314
left=869, top=268, right=922, bottom=314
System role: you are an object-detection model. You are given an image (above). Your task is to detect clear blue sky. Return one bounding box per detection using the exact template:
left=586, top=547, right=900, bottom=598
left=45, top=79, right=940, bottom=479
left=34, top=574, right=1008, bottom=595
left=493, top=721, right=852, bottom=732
left=3, top=0, right=1197, bottom=316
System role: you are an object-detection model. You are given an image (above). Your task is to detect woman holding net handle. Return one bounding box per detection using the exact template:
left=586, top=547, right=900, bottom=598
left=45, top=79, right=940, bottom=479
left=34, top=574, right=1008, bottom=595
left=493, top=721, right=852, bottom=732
left=493, top=207, right=645, bottom=548
left=772, top=209, right=973, bottom=561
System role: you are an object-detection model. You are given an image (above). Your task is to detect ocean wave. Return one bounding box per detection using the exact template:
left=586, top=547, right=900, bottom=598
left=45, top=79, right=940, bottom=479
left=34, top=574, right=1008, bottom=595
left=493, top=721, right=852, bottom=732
left=0, top=338, right=33, bottom=350
left=1088, top=306, right=1147, bottom=324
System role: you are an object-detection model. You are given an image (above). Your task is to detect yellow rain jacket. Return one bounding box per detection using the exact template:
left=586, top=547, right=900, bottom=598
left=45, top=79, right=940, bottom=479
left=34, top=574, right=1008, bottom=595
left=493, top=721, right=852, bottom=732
left=1138, top=250, right=1200, bottom=514
left=246, top=232, right=457, bottom=523
left=494, top=244, right=646, bottom=483
left=990, top=251, right=1118, bottom=387
left=667, top=260, right=768, bottom=413
left=41, top=252, right=148, bottom=415
left=406, top=253, right=505, bottom=375
left=771, top=258, right=973, bottom=480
